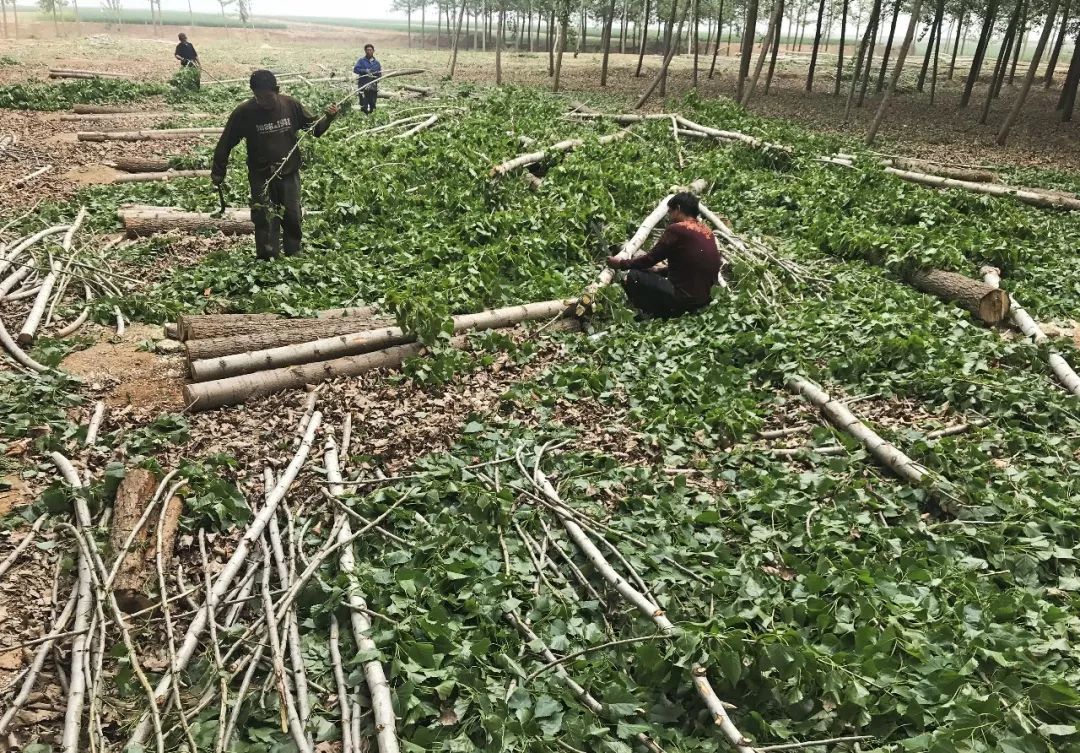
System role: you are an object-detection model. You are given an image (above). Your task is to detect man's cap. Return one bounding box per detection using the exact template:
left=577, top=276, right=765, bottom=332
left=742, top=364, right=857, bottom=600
left=250, top=69, right=278, bottom=91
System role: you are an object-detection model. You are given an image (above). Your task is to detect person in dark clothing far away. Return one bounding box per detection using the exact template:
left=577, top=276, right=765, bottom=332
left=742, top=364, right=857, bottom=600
left=174, top=33, right=200, bottom=87
left=211, top=70, right=339, bottom=260
left=353, top=44, right=382, bottom=114
left=606, top=192, right=722, bottom=318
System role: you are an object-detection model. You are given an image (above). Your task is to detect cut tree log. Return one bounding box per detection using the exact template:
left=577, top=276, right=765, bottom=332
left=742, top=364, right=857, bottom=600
left=981, top=266, right=1080, bottom=395
left=49, top=68, right=133, bottom=79
left=185, top=315, right=388, bottom=361
left=108, top=468, right=184, bottom=613
left=787, top=376, right=928, bottom=485
left=60, top=112, right=206, bottom=122
left=189, top=299, right=576, bottom=382
left=109, top=157, right=172, bottom=173
left=491, top=129, right=632, bottom=176
left=887, top=157, right=997, bottom=183
left=177, top=306, right=378, bottom=341
left=119, top=205, right=253, bottom=238
left=112, top=170, right=212, bottom=184
left=72, top=104, right=141, bottom=114
left=905, top=268, right=1011, bottom=324
left=78, top=128, right=224, bottom=142
left=884, top=167, right=1080, bottom=211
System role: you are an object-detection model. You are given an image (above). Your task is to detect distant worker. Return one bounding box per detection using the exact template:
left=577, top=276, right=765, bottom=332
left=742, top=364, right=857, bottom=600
left=211, top=70, right=339, bottom=260
left=605, top=192, right=721, bottom=318
left=175, top=32, right=200, bottom=88
left=353, top=44, right=382, bottom=114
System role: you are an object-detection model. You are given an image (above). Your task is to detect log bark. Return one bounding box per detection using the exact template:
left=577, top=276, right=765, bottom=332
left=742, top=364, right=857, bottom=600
left=109, top=157, right=173, bottom=173
left=119, top=205, right=254, bottom=238
left=884, top=167, right=1080, bottom=211
left=60, top=111, right=204, bottom=122
left=49, top=68, right=132, bottom=79
left=865, top=0, right=924, bottom=144
left=185, top=315, right=387, bottom=360
left=189, top=299, right=575, bottom=382
left=72, top=104, right=141, bottom=114
left=997, top=0, right=1060, bottom=144
left=113, top=170, right=211, bottom=184
left=888, top=158, right=997, bottom=183
left=491, top=129, right=633, bottom=176
left=78, top=128, right=223, bottom=142
left=109, top=469, right=184, bottom=613
left=178, top=307, right=378, bottom=341
left=905, top=268, right=1010, bottom=323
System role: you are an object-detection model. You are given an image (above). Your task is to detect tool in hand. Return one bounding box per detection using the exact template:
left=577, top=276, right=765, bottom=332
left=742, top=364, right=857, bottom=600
left=211, top=183, right=227, bottom=217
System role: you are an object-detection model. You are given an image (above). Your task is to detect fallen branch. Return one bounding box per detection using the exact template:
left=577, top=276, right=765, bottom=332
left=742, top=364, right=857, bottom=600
left=491, top=129, right=632, bottom=177
left=0, top=513, right=50, bottom=582
left=77, top=128, right=224, bottom=142
left=8, top=165, right=52, bottom=189
left=690, top=665, right=757, bottom=753
left=113, top=170, right=212, bottom=184
left=884, top=166, right=1080, bottom=211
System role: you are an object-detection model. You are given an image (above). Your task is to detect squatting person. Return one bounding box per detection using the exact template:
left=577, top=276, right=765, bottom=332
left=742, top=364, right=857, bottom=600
left=353, top=44, right=382, bottom=114
left=211, top=70, right=339, bottom=260
left=174, top=32, right=200, bottom=87
left=605, top=192, right=722, bottom=318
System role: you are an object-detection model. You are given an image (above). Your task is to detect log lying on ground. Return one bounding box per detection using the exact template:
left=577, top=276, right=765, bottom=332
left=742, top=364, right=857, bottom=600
left=402, top=84, right=434, bottom=96
left=119, top=204, right=253, bottom=238
left=60, top=111, right=206, bottom=122
left=185, top=314, right=388, bottom=361
left=888, top=157, right=997, bottom=183
left=884, top=167, right=1080, bottom=211
left=78, top=127, right=224, bottom=142
left=190, top=299, right=576, bottom=382
left=186, top=318, right=582, bottom=411
left=788, top=377, right=929, bottom=485
left=72, top=104, right=140, bottom=114
left=112, top=169, right=212, bottom=184
left=904, top=268, right=1011, bottom=324
left=49, top=68, right=133, bottom=80
left=108, top=469, right=184, bottom=613
left=491, top=129, right=632, bottom=177
left=178, top=306, right=377, bottom=340
left=109, top=156, right=173, bottom=173
left=981, top=266, right=1080, bottom=396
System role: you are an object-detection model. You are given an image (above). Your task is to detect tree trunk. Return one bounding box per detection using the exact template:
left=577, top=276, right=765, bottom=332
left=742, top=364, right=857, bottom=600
left=1009, top=1, right=1027, bottom=84
left=929, top=5, right=943, bottom=103
left=805, top=0, right=827, bottom=90
left=998, top=0, right=1060, bottom=143
left=110, top=469, right=184, bottom=614
left=980, top=0, right=1021, bottom=122
left=1059, top=27, right=1080, bottom=116
left=178, top=308, right=376, bottom=342
left=658, top=0, right=678, bottom=96
left=885, top=165, right=1080, bottom=209
left=948, top=13, right=964, bottom=79
left=635, top=0, right=652, bottom=75
left=834, top=0, right=848, bottom=95
left=692, top=0, right=700, bottom=86
left=742, top=0, right=784, bottom=105
left=1044, top=0, right=1071, bottom=86
left=554, top=7, right=569, bottom=91
left=917, top=0, right=945, bottom=92
left=960, top=0, right=1000, bottom=107
left=110, top=156, right=171, bottom=172
left=708, top=0, right=725, bottom=78
left=119, top=206, right=254, bottom=238
left=737, top=0, right=760, bottom=100
left=421, top=2, right=426, bottom=47
left=765, top=8, right=783, bottom=93
left=621, top=0, right=629, bottom=51
left=866, top=0, right=926, bottom=143
left=185, top=317, right=388, bottom=362
left=548, top=8, right=556, bottom=73
left=904, top=268, right=1010, bottom=323
left=449, top=0, right=468, bottom=77
left=844, top=0, right=881, bottom=117
left=636, top=0, right=689, bottom=106
left=601, top=0, right=617, bottom=84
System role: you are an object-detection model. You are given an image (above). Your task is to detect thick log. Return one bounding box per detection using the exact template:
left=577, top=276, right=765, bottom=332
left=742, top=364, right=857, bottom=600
left=119, top=205, right=253, bottom=238
left=885, top=166, right=1080, bottom=211
left=889, top=158, right=997, bottom=183
left=177, top=306, right=377, bottom=340
left=109, top=157, right=172, bottom=173
left=78, top=128, right=223, bottom=142
left=184, top=315, right=388, bottom=361
left=109, top=469, right=184, bottom=613
left=189, top=299, right=575, bottom=382
left=113, top=170, right=211, bottom=184
left=905, top=268, right=1011, bottom=324
left=72, top=104, right=140, bottom=114
left=49, top=68, right=133, bottom=80
left=60, top=112, right=203, bottom=122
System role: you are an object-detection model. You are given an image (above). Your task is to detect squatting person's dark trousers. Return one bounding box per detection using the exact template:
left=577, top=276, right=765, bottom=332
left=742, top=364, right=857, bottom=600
left=249, top=170, right=302, bottom=260
left=623, top=269, right=704, bottom=318
left=359, top=83, right=378, bottom=113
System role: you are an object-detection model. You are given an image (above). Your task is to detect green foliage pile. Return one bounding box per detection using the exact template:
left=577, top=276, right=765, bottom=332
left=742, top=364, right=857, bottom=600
left=0, top=78, right=167, bottom=111
left=5, top=85, right=1080, bottom=752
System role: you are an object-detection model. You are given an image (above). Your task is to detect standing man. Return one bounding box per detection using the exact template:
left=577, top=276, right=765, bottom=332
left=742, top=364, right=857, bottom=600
left=174, top=33, right=200, bottom=86
left=605, top=193, right=722, bottom=318
left=211, top=70, right=339, bottom=260
left=353, top=44, right=382, bottom=114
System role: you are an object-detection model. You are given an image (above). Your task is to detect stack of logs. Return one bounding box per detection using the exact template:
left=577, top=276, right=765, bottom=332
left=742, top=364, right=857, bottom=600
left=177, top=301, right=581, bottom=411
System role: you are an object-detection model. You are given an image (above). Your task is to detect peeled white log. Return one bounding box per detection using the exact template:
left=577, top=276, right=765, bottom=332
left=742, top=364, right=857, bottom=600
left=126, top=413, right=324, bottom=749
left=9, top=165, right=52, bottom=188
left=0, top=312, right=48, bottom=372
left=73, top=104, right=141, bottom=114
left=591, top=194, right=673, bottom=292
left=0, top=264, right=33, bottom=298
left=788, top=377, right=928, bottom=485
left=112, top=170, right=212, bottom=184
left=394, top=114, right=440, bottom=139
left=0, top=224, right=69, bottom=279
left=980, top=266, right=1080, bottom=396
left=326, top=438, right=400, bottom=753
left=189, top=299, right=573, bottom=382
left=691, top=665, right=757, bottom=753
left=49, top=67, right=132, bottom=79
left=17, top=259, right=61, bottom=346
left=675, top=115, right=790, bottom=152
left=491, top=129, right=632, bottom=176
left=884, top=167, right=1080, bottom=211
left=77, top=128, right=224, bottom=142
left=119, top=205, right=253, bottom=238
left=84, top=401, right=106, bottom=446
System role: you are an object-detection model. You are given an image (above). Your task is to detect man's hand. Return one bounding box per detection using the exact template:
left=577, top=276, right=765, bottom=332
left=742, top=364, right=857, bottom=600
left=606, top=255, right=626, bottom=270
left=325, top=103, right=340, bottom=118
left=211, top=174, right=224, bottom=187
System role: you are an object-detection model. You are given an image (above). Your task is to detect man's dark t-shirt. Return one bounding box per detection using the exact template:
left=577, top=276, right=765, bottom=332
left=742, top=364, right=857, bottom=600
left=175, top=41, right=198, bottom=65
left=211, top=95, right=329, bottom=181
left=624, top=219, right=721, bottom=305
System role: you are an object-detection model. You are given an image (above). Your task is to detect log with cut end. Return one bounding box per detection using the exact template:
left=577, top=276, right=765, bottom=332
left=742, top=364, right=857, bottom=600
left=78, top=128, right=224, bottom=142
left=189, top=299, right=576, bottom=382
left=49, top=68, right=133, bottom=79
left=109, top=157, right=173, bottom=173
left=905, top=268, right=1011, bottom=324
left=185, top=314, right=388, bottom=361
left=60, top=112, right=200, bottom=122
left=884, top=167, right=1080, bottom=211
left=888, top=158, right=997, bottom=183
left=119, top=205, right=253, bottom=238
left=109, top=469, right=184, bottom=613
left=72, top=104, right=141, bottom=114
left=112, top=170, right=212, bottom=184
left=177, top=306, right=377, bottom=341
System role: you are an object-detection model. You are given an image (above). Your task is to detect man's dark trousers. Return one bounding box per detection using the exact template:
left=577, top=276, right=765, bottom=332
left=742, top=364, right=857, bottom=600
left=249, top=170, right=302, bottom=259
left=359, top=83, right=378, bottom=113
left=623, top=269, right=704, bottom=317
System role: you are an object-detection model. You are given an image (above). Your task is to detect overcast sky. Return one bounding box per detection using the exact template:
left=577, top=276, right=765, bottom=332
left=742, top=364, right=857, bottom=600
left=80, top=0, right=405, bottom=19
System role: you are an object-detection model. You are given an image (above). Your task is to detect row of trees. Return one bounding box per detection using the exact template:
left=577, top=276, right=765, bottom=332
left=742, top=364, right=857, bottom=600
left=1, top=0, right=254, bottom=38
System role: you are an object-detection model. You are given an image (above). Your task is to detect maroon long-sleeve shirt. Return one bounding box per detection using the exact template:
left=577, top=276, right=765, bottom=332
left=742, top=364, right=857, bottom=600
left=622, top=219, right=721, bottom=305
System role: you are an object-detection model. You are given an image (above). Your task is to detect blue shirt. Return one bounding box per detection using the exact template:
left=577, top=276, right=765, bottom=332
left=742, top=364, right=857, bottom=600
left=354, top=56, right=381, bottom=82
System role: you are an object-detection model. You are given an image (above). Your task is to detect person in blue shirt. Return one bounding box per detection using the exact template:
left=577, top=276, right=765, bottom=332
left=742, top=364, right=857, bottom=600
left=353, top=44, right=382, bottom=114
